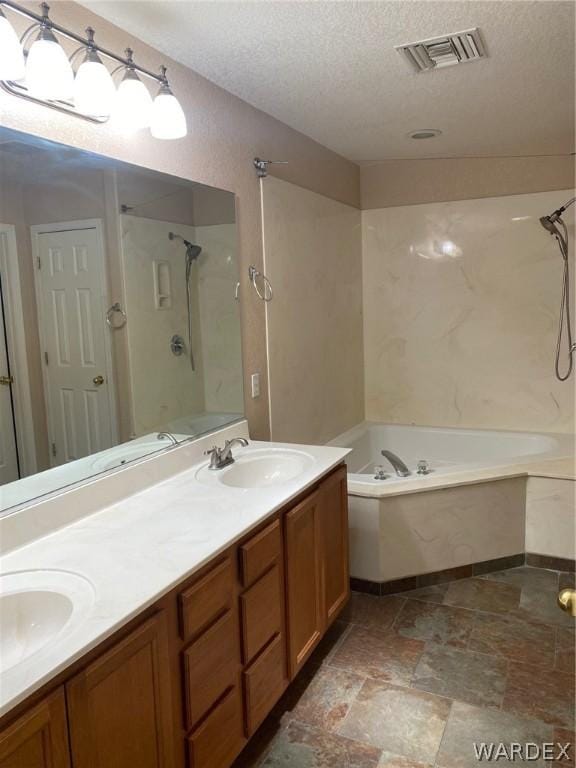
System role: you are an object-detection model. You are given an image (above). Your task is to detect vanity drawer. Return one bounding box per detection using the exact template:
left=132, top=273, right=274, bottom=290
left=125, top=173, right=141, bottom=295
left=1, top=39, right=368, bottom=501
left=179, top=557, right=233, bottom=641
left=243, top=634, right=286, bottom=736
left=239, top=519, right=281, bottom=587
left=182, top=610, right=239, bottom=729
left=187, top=686, right=245, bottom=768
left=240, top=564, right=282, bottom=664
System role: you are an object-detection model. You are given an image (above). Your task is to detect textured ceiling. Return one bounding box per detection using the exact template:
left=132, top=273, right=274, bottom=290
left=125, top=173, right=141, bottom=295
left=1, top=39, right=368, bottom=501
left=80, top=0, right=575, bottom=163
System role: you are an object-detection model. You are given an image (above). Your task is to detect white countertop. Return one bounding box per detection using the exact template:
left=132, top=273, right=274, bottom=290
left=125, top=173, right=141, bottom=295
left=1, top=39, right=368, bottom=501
left=0, top=429, right=348, bottom=718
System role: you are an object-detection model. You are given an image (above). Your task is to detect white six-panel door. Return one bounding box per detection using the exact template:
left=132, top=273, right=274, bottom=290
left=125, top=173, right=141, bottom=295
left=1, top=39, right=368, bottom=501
left=0, top=278, right=19, bottom=484
left=33, top=222, right=116, bottom=466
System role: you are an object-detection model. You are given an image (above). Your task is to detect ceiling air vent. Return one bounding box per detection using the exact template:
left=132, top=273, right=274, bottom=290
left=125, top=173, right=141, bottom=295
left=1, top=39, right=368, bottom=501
left=396, top=28, right=486, bottom=73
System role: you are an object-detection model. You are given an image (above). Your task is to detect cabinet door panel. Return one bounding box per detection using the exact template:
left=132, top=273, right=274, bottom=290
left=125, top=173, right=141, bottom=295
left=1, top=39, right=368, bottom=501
left=319, top=466, right=349, bottom=625
left=284, top=490, right=322, bottom=678
left=0, top=690, right=70, bottom=768
left=67, top=613, right=175, bottom=768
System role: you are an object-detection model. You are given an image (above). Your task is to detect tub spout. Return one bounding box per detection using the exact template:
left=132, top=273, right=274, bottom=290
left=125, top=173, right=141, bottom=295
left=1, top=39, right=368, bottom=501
left=381, top=450, right=411, bottom=477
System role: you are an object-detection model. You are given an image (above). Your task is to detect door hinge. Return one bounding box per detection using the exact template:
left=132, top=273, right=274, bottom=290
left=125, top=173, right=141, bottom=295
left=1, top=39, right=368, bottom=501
left=37, top=256, right=41, bottom=269
left=44, top=351, right=49, bottom=365
left=51, top=442, right=57, bottom=457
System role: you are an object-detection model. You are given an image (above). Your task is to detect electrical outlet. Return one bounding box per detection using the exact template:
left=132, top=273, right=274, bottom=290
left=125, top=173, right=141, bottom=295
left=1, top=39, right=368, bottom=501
left=251, top=373, right=260, bottom=398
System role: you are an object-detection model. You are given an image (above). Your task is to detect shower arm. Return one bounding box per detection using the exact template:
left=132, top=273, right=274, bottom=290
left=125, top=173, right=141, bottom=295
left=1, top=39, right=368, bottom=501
left=545, top=197, right=575, bottom=225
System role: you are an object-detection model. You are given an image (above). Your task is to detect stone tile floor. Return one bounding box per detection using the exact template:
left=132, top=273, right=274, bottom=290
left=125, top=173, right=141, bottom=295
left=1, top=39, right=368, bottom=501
left=234, top=567, right=575, bottom=768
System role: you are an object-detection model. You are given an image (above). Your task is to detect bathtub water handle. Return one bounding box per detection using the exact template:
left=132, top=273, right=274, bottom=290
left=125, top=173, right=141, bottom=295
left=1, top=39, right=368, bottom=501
left=417, top=460, right=432, bottom=475
left=374, top=465, right=388, bottom=481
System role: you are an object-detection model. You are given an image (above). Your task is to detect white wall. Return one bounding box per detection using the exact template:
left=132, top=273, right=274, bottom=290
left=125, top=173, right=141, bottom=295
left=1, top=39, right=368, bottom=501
left=362, top=189, right=575, bottom=434
left=262, top=177, right=364, bottom=444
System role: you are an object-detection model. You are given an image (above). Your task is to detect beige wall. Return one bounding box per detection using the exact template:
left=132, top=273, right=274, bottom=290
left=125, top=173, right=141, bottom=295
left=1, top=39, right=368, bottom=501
left=363, top=189, right=575, bottom=434
left=262, top=177, right=364, bottom=444
left=525, top=476, right=576, bottom=560
left=361, top=155, right=575, bottom=210
left=0, top=1, right=360, bottom=440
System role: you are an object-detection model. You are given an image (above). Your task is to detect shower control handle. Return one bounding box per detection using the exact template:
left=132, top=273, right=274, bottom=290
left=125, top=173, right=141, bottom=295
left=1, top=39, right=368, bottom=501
left=93, top=375, right=104, bottom=386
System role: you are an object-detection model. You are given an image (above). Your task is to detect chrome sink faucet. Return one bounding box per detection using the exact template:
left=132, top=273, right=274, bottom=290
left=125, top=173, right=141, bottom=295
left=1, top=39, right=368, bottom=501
left=205, top=438, right=248, bottom=470
left=381, top=449, right=411, bottom=477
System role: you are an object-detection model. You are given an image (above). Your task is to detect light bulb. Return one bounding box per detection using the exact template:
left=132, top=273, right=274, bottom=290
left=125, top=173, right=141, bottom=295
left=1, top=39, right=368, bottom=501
left=150, top=83, right=187, bottom=140
left=0, top=8, right=25, bottom=81
left=111, top=69, right=152, bottom=132
left=25, top=27, right=74, bottom=100
left=74, top=50, right=115, bottom=117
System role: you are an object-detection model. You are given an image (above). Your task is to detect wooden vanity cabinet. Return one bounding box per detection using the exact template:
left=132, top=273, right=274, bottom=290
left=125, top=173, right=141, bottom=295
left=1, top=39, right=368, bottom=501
left=318, top=466, right=350, bottom=627
left=285, top=465, right=349, bottom=677
left=0, top=690, right=70, bottom=768
left=0, top=464, right=349, bottom=768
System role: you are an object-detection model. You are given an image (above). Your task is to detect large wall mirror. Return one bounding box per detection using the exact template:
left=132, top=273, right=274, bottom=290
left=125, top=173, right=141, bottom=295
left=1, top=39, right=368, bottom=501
left=0, top=127, right=244, bottom=514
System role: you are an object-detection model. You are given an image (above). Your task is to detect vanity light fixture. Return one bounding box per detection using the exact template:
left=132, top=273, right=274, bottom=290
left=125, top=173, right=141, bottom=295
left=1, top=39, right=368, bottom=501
left=150, top=66, right=187, bottom=139
left=111, top=48, right=153, bottom=132
left=0, top=6, right=24, bottom=80
left=0, top=0, right=188, bottom=139
left=24, top=3, right=74, bottom=100
left=72, top=27, right=116, bottom=118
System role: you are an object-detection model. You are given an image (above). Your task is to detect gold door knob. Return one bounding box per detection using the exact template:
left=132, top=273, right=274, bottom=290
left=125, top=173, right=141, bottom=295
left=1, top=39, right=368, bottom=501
left=93, top=375, right=105, bottom=386
left=558, top=589, right=576, bottom=617
left=0, top=375, right=14, bottom=386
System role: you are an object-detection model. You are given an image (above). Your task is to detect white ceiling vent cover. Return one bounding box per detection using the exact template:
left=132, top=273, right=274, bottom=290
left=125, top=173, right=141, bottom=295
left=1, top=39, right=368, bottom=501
left=396, top=28, right=487, bottom=73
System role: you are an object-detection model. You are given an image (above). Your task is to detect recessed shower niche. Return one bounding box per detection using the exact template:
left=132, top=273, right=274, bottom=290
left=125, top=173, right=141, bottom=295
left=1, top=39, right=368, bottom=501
left=0, top=126, right=243, bottom=512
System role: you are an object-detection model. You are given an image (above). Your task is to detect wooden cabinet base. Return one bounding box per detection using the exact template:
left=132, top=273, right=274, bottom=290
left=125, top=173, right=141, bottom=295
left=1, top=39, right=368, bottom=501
left=0, top=690, right=70, bottom=768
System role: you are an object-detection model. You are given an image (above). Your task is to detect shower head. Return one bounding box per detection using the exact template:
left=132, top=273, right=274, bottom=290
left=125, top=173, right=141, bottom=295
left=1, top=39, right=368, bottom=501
left=539, top=215, right=561, bottom=237
left=168, top=231, right=202, bottom=261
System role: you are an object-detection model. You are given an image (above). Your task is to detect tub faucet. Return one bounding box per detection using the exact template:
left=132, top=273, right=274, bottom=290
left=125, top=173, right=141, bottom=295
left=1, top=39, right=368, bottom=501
left=205, top=437, right=249, bottom=470
left=157, top=431, right=178, bottom=446
left=381, top=450, right=411, bottom=477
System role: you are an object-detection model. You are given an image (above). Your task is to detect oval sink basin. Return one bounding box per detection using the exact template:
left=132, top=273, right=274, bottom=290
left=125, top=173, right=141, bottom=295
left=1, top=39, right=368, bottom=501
left=196, top=448, right=315, bottom=488
left=0, top=570, right=95, bottom=672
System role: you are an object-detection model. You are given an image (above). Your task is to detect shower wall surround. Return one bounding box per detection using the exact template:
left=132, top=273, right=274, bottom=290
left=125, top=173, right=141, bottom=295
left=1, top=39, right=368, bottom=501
left=262, top=177, right=364, bottom=444
left=363, top=189, right=575, bottom=434
left=119, top=216, right=205, bottom=434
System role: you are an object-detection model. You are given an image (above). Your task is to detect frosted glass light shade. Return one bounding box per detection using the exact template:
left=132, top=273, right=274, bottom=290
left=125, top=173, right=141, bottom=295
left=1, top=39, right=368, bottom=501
left=0, top=10, right=25, bottom=81
left=111, top=72, right=152, bottom=132
left=74, top=58, right=116, bottom=117
left=150, top=91, right=187, bottom=139
left=25, top=35, right=74, bottom=100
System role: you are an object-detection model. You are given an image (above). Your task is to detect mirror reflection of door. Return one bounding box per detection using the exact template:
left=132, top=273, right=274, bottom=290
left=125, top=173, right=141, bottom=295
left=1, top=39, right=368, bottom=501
left=0, top=273, right=19, bottom=484
left=32, top=221, right=117, bottom=466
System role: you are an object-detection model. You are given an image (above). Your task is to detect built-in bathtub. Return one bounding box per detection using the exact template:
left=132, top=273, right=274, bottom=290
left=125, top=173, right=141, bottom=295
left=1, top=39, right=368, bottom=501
left=329, top=423, right=574, bottom=589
